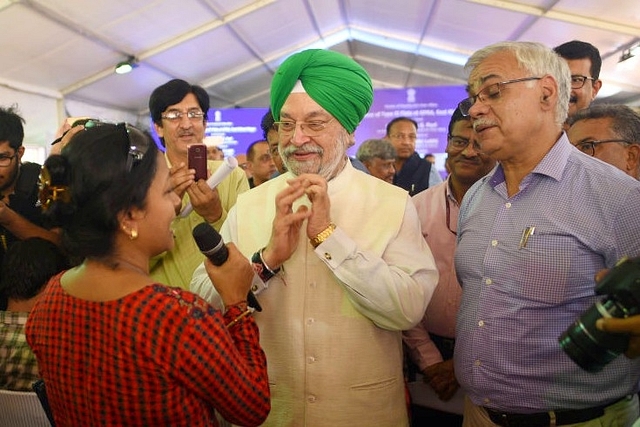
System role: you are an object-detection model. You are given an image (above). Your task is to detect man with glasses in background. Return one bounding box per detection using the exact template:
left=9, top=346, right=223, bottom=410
left=191, top=49, right=438, bottom=427
left=386, top=117, right=442, bottom=196
left=404, top=107, right=496, bottom=426
left=567, top=104, right=640, bottom=180
left=453, top=41, right=640, bottom=426
left=148, top=79, right=249, bottom=289
left=554, top=40, right=602, bottom=124
left=0, top=107, right=59, bottom=307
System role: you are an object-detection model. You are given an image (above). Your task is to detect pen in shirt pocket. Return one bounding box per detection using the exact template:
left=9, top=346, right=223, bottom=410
left=519, top=226, right=535, bottom=249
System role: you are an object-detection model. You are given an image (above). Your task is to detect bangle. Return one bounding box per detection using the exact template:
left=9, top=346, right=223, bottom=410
left=252, top=248, right=281, bottom=282
left=259, top=248, right=279, bottom=276
left=310, top=223, right=336, bottom=248
left=226, top=307, right=255, bottom=328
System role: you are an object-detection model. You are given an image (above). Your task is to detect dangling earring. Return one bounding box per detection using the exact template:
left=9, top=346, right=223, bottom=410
left=130, top=229, right=138, bottom=240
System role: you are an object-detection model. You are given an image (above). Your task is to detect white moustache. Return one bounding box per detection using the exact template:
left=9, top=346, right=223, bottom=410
left=472, top=119, right=497, bottom=132
left=282, top=144, right=323, bottom=157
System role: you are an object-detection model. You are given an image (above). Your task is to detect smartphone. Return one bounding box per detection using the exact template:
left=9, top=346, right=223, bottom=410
left=188, top=144, right=208, bottom=181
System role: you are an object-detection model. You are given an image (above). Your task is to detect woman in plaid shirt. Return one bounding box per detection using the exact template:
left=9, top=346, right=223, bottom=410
left=26, top=123, right=270, bottom=426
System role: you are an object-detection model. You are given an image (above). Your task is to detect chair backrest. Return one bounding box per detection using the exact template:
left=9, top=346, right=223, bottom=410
left=0, top=389, right=51, bottom=427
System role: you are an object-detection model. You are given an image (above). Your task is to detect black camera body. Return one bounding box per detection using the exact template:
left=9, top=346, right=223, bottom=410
left=559, top=257, right=640, bottom=373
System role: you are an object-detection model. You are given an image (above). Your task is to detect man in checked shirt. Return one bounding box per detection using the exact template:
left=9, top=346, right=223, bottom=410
left=453, top=41, right=640, bottom=427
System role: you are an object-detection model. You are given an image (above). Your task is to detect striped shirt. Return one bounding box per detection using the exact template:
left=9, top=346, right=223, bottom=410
left=454, top=134, right=640, bottom=412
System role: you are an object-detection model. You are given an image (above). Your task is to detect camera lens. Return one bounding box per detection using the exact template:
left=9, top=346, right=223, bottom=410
left=559, top=298, right=630, bottom=373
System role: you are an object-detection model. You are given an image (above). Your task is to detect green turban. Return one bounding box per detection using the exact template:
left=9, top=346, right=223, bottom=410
left=270, top=49, right=373, bottom=133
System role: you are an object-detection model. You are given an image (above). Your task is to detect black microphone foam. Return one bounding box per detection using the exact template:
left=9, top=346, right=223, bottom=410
left=192, top=222, right=262, bottom=312
left=193, top=222, right=228, bottom=266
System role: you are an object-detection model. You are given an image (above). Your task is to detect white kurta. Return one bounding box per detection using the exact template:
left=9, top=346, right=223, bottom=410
left=191, top=161, right=438, bottom=426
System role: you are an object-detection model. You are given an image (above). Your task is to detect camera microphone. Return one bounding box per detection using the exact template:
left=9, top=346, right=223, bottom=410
left=192, top=222, right=262, bottom=312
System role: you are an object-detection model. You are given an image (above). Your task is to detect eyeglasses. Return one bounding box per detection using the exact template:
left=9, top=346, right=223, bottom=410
left=447, top=136, right=473, bottom=152
left=570, top=75, right=595, bottom=89
left=161, top=110, right=206, bottom=122
left=117, top=123, right=151, bottom=172
left=574, top=139, right=631, bottom=157
left=274, top=118, right=334, bottom=137
left=39, top=123, right=150, bottom=210
left=389, top=133, right=417, bottom=141
left=458, top=76, right=542, bottom=117
left=0, top=153, right=18, bottom=168
left=82, top=121, right=151, bottom=172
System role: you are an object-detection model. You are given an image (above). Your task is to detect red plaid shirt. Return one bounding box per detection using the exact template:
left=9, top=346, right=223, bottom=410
left=26, top=273, right=270, bottom=426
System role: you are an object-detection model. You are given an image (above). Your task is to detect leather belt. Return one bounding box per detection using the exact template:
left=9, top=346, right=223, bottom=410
left=483, top=396, right=627, bottom=427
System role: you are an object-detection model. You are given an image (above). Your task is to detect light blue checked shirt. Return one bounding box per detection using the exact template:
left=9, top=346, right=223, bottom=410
left=454, top=133, right=640, bottom=412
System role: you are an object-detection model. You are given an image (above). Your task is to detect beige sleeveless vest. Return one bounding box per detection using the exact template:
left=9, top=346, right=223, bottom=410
left=234, top=163, right=410, bottom=426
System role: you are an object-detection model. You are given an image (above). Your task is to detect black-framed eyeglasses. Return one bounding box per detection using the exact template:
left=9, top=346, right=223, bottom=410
left=458, top=76, right=542, bottom=117
left=570, top=75, right=595, bottom=89
left=274, top=118, right=334, bottom=137
left=0, top=153, right=18, bottom=168
left=80, top=121, right=151, bottom=172
left=161, top=110, right=206, bottom=122
left=117, top=123, right=151, bottom=172
left=447, top=135, right=473, bottom=152
left=574, top=139, right=631, bottom=157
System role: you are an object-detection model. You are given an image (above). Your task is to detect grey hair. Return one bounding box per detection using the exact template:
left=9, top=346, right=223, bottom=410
left=568, top=104, right=640, bottom=144
left=465, top=41, right=571, bottom=127
left=356, top=138, right=397, bottom=162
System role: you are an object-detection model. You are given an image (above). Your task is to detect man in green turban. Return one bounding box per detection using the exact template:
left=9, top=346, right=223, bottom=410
left=191, top=48, right=438, bottom=427
left=270, top=48, right=373, bottom=134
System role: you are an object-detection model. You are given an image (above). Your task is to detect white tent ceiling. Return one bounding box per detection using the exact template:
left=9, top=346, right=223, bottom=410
left=1, top=0, right=639, bottom=145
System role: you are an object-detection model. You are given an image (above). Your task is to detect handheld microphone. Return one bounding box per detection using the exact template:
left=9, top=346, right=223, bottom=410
left=192, top=222, right=262, bottom=312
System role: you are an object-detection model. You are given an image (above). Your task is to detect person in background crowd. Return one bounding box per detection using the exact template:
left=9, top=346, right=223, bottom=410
left=567, top=104, right=640, bottom=180
left=261, top=109, right=287, bottom=176
left=0, top=237, right=70, bottom=391
left=424, top=153, right=436, bottom=164
left=191, top=48, right=438, bottom=427
left=554, top=40, right=602, bottom=123
left=147, top=79, right=249, bottom=289
left=0, top=106, right=59, bottom=303
left=404, top=107, right=496, bottom=426
left=454, top=41, right=640, bottom=427
left=26, top=123, right=269, bottom=426
left=246, top=140, right=277, bottom=188
left=356, top=138, right=397, bottom=183
left=386, top=117, right=442, bottom=195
